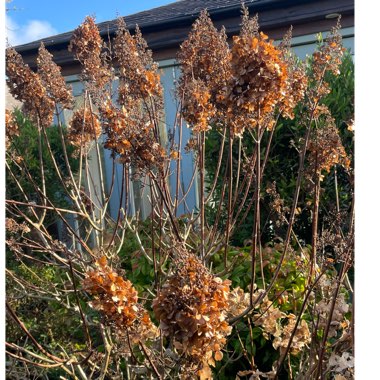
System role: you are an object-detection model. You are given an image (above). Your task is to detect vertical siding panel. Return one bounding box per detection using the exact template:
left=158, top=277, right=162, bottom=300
left=159, top=60, right=199, bottom=216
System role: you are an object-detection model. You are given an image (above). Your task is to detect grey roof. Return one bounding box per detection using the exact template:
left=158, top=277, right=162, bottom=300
left=14, top=0, right=354, bottom=68
left=15, top=0, right=265, bottom=51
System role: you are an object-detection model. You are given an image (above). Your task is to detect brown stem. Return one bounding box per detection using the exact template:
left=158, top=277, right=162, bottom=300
left=199, top=131, right=206, bottom=260
left=309, top=167, right=321, bottom=286
left=139, top=341, right=162, bottom=379
left=224, top=133, right=234, bottom=267
left=250, top=122, right=261, bottom=306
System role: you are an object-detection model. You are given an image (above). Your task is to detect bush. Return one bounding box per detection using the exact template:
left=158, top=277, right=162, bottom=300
left=6, top=9, right=354, bottom=380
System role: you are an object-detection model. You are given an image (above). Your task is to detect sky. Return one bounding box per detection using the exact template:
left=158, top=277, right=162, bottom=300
left=5, top=0, right=177, bottom=46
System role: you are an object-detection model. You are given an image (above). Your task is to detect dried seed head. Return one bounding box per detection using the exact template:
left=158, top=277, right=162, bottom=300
left=5, top=109, right=19, bottom=149
left=37, top=43, right=74, bottom=109
left=69, top=16, right=111, bottom=100
left=153, top=253, right=232, bottom=372
left=68, top=107, right=101, bottom=148
left=178, top=10, right=230, bottom=132
left=6, top=47, right=54, bottom=127
left=83, top=256, right=158, bottom=344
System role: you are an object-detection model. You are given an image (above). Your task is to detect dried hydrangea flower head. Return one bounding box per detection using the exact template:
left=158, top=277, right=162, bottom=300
left=277, top=27, right=308, bottom=119
left=307, top=113, right=350, bottom=179
left=225, top=10, right=288, bottom=136
left=69, top=16, right=111, bottom=101
left=254, top=295, right=286, bottom=339
left=68, top=107, right=101, bottom=148
left=100, top=20, right=166, bottom=173
left=153, top=250, right=232, bottom=376
left=272, top=314, right=311, bottom=355
left=179, top=79, right=216, bottom=133
left=83, top=256, right=158, bottom=344
left=178, top=10, right=230, bottom=132
left=6, top=47, right=54, bottom=128
left=5, top=109, right=19, bottom=149
left=101, top=99, right=167, bottom=173
left=310, top=17, right=346, bottom=100
left=113, top=18, right=163, bottom=102
left=37, top=43, right=74, bottom=110
left=313, top=17, right=345, bottom=78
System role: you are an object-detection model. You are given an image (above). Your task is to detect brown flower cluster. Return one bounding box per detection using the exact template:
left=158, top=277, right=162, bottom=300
left=113, top=19, right=162, bottom=102
left=99, top=19, right=165, bottom=172
left=37, top=43, right=74, bottom=109
left=6, top=47, right=54, bottom=127
left=178, top=9, right=304, bottom=137
left=68, top=107, right=101, bottom=148
left=178, top=10, right=230, bottom=132
left=266, top=181, right=290, bottom=228
left=101, top=100, right=167, bottom=172
left=310, top=19, right=346, bottom=101
left=277, top=28, right=308, bottom=119
left=5, top=218, right=30, bottom=235
left=315, top=275, right=351, bottom=339
left=272, top=314, right=311, bottom=355
left=180, top=79, right=216, bottom=133
left=226, top=29, right=287, bottom=135
left=226, top=286, right=251, bottom=318
left=83, top=256, right=158, bottom=344
left=68, top=16, right=111, bottom=96
left=5, top=109, right=19, bottom=149
left=307, top=113, right=350, bottom=179
left=313, top=18, right=345, bottom=80
left=153, top=253, right=232, bottom=375
left=254, top=296, right=286, bottom=339
left=254, top=296, right=311, bottom=355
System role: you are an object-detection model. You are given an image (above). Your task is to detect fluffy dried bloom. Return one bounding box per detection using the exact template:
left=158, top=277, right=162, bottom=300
left=266, top=181, right=290, bottom=228
left=37, top=43, right=74, bottom=109
left=316, top=292, right=349, bottom=338
left=277, top=28, right=307, bottom=119
left=100, top=99, right=167, bottom=172
left=272, top=314, right=311, bottom=355
left=313, top=18, right=345, bottom=80
left=254, top=296, right=286, bottom=339
left=5, top=218, right=30, bottom=235
left=227, top=286, right=251, bottom=318
left=178, top=10, right=230, bottom=132
left=240, top=8, right=260, bottom=39
left=68, top=16, right=111, bottom=97
left=224, top=16, right=288, bottom=136
left=83, top=256, right=158, bottom=344
left=113, top=19, right=162, bottom=102
left=68, top=107, right=101, bottom=148
left=6, top=47, right=54, bottom=127
left=328, top=352, right=354, bottom=375
left=153, top=252, right=232, bottom=374
left=104, top=19, right=165, bottom=173
left=5, top=109, right=19, bottom=149
left=180, top=79, right=216, bottom=133
left=307, top=113, right=350, bottom=178
left=309, top=19, right=346, bottom=101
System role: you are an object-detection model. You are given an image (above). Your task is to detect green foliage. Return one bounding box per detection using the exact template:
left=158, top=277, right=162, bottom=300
left=6, top=262, right=93, bottom=354
left=118, top=219, right=156, bottom=293
left=6, top=110, right=79, bottom=226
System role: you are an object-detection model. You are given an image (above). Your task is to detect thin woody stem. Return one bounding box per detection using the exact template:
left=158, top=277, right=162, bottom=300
left=250, top=120, right=261, bottom=306
left=223, top=132, right=234, bottom=268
